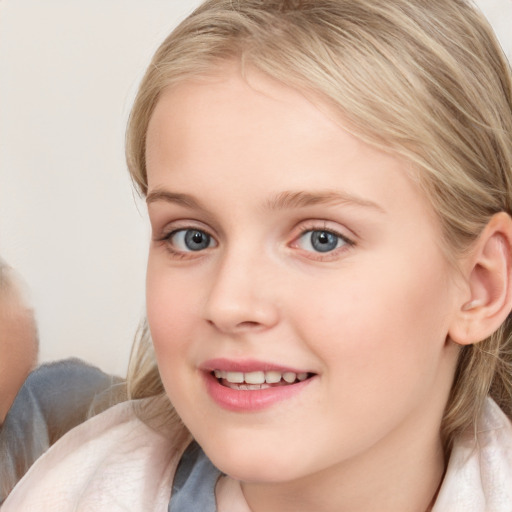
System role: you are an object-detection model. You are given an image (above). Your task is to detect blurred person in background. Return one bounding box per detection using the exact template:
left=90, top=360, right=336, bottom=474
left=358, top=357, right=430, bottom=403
left=0, top=258, right=125, bottom=502
left=0, top=259, right=38, bottom=424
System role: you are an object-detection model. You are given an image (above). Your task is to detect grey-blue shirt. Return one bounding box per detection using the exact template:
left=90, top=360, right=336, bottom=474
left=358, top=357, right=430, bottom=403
left=169, top=441, right=222, bottom=512
left=0, top=358, right=121, bottom=502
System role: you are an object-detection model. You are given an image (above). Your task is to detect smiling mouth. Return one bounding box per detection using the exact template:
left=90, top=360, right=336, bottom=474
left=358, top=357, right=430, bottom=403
left=212, top=370, right=314, bottom=390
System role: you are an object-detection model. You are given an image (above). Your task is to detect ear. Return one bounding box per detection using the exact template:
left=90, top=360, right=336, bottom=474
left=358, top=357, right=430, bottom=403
left=449, top=212, right=512, bottom=345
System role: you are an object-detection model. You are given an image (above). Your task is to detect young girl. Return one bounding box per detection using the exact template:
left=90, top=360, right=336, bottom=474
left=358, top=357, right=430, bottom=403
left=3, top=0, right=512, bottom=510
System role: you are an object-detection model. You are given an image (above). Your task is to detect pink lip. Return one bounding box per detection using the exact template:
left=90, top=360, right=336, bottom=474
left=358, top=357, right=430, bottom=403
left=200, top=358, right=316, bottom=412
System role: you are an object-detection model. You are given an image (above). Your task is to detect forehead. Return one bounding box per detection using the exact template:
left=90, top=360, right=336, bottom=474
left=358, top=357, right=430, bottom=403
left=146, top=65, right=348, bottom=162
left=145, top=64, right=438, bottom=230
left=147, top=65, right=395, bottom=175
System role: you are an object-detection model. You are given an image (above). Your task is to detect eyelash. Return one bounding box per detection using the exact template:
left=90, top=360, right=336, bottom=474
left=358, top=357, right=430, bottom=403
left=290, top=223, right=355, bottom=261
left=156, top=222, right=355, bottom=261
left=157, top=227, right=217, bottom=259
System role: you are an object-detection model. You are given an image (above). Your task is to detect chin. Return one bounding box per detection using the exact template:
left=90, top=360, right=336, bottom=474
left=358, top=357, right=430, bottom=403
left=204, top=443, right=305, bottom=484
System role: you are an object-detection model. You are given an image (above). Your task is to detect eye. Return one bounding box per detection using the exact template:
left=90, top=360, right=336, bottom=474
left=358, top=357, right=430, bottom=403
left=169, top=229, right=215, bottom=252
left=296, top=230, right=347, bottom=253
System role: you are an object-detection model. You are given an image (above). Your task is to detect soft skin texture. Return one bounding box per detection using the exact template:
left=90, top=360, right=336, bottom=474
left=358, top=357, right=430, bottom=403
left=145, top=66, right=466, bottom=512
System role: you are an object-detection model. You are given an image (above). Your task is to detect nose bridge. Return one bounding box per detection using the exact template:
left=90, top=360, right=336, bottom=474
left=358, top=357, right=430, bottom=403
left=203, top=240, right=278, bottom=332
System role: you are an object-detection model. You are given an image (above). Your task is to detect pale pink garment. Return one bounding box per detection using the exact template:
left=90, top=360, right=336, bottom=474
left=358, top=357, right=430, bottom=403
left=3, top=398, right=512, bottom=511
left=1, top=400, right=188, bottom=512
left=432, top=398, right=512, bottom=511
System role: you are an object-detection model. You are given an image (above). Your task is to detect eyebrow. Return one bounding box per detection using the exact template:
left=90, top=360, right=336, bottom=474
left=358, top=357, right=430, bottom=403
left=146, top=188, right=384, bottom=213
left=146, top=190, right=202, bottom=209
left=265, top=190, right=385, bottom=213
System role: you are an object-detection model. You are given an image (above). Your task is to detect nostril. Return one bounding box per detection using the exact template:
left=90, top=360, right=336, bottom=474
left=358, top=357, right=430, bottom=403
left=204, top=297, right=279, bottom=333
left=237, top=321, right=261, bottom=329
left=206, top=319, right=261, bottom=329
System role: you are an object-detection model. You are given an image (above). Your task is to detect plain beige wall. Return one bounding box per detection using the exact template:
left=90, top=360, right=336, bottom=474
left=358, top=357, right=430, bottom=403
left=0, top=0, right=203, bottom=376
left=0, top=0, right=510, bottom=377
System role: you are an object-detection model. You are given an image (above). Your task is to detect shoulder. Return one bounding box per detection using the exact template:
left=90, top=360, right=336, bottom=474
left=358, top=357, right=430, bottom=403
left=433, top=398, right=512, bottom=511
left=0, top=359, right=124, bottom=501
left=2, top=399, right=190, bottom=512
left=15, top=358, right=122, bottom=419
left=23, top=357, right=121, bottom=401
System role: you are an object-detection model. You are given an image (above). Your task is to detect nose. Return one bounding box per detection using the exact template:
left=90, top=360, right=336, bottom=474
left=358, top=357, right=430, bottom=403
left=203, top=249, right=280, bottom=334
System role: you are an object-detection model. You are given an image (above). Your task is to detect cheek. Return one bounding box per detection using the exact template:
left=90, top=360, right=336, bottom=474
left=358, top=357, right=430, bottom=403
left=293, top=254, right=453, bottom=382
left=146, top=262, right=199, bottom=363
left=289, top=266, right=454, bottom=445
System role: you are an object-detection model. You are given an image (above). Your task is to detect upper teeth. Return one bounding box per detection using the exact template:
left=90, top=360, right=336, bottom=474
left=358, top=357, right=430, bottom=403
left=214, top=370, right=308, bottom=384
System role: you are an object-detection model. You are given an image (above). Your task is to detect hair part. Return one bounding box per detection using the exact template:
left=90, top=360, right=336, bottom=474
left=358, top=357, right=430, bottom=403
left=126, top=0, right=512, bottom=451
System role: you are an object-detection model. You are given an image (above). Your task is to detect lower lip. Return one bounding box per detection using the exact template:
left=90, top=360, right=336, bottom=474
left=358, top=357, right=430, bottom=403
left=203, top=371, right=314, bottom=412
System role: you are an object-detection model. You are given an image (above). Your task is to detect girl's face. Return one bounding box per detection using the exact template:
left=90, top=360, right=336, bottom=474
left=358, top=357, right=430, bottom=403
left=145, top=65, right=463, bottom=487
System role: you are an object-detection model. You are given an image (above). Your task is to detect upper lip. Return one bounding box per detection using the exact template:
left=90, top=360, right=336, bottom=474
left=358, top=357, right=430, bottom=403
left=200, top=358, right=313, bottom=374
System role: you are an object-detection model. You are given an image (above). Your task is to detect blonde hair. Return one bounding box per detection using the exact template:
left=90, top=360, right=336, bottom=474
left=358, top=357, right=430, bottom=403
left=126, top=0, right=512, bottom=450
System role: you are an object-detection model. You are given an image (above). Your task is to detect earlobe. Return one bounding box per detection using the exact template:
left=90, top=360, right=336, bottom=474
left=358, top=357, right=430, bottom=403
left=449, top=212, right=512, bottom=346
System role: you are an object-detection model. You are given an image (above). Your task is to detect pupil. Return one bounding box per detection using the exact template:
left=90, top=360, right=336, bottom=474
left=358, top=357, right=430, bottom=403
left=311, top=231, right=338, bottom=252
left=185, top=230, right=210, bottom=251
